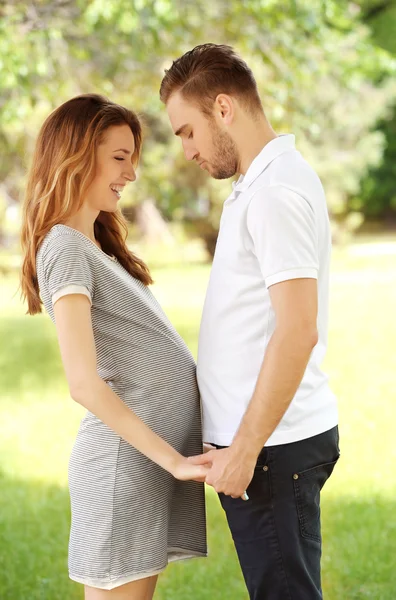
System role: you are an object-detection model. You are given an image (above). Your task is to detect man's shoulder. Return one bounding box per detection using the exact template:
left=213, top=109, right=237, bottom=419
left=250, top=151, right=325, bottom=207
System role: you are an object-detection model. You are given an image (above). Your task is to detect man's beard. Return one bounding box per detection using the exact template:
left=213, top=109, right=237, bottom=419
left=208, top=123, right=239, bottom=180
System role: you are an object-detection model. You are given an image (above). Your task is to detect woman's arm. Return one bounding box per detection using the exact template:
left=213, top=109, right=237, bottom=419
left=54, top=293, right=207, bottom=482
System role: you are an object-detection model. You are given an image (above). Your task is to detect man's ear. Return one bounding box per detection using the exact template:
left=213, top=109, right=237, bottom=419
left=214, top=94, right=234, bottom=125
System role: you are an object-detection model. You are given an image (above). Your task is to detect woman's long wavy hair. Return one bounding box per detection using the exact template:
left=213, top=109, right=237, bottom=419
left=21, top=93, right=153, bottom=315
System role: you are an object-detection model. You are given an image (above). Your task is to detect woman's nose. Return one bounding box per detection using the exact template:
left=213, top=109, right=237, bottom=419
left=125, top=165, right=136, bottom=182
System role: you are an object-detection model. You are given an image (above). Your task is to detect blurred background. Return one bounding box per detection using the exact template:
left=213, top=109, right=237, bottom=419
left=0, top=1, right=395, bottom=598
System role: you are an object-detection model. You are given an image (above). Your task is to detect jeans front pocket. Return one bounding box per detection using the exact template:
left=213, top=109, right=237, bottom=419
left=293, top=457, right=339, bottom=543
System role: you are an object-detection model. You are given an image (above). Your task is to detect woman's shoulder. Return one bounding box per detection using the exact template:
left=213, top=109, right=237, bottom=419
left=38, top=225, right=90, bottom=263
left=36, top=225, right=97, bottom=295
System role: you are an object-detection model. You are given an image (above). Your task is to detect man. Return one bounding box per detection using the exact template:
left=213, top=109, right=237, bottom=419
left=160, top=44, right=339, bottom=600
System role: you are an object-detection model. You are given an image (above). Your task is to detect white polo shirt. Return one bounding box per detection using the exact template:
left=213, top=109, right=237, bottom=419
left=197, top=134, right=338, bottom=446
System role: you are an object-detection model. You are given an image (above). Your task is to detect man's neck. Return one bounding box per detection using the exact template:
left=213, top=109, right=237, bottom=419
left=237, top=120, right=277, bottom=176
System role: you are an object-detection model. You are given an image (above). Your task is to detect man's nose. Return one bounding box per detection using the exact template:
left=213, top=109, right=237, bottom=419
left=182, top=140, right=198, bottom=162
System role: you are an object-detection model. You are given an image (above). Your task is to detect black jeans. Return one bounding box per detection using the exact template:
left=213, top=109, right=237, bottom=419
left=217, top=426, right=340, bottom=600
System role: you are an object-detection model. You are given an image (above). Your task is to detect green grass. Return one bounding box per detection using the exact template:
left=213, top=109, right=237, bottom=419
left=1, top=236, right=396, bottom=599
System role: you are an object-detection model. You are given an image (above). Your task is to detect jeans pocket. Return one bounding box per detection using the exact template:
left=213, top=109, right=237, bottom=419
left=293, top=457, right=339, bottom=543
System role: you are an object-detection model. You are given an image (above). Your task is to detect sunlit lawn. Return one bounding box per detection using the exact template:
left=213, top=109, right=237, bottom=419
left=1, top=236, right=396, bottom=599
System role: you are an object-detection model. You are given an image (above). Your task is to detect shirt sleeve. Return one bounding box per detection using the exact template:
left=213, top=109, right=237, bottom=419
left=246, top=185, right=319, bottom=288
left=41, top=234, right=94, bottom=306
left=52, top=284, right=92, bottom=306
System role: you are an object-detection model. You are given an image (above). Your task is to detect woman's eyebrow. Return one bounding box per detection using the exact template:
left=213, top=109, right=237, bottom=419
left=113, top=148, right=132, bottom=154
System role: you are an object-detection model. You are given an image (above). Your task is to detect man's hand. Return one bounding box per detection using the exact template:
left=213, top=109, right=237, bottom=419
left=188, top=446, right=256, bottom=498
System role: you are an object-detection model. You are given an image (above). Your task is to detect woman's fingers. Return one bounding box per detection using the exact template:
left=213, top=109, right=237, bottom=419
left=174, top=457, right=211, bottom=482
left=192, top=465, right=210, bottom=482
left=187, top=450, right=214, bottom=465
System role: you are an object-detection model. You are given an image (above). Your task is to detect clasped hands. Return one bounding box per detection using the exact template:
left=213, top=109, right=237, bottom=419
left=186, top=443, right=256, bottom=499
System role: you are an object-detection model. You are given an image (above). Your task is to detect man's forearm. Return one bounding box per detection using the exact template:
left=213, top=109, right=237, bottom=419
left=232, top=326, right=318, bottom=459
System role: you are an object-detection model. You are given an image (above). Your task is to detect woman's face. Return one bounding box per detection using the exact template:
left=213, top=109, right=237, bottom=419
left=85, top=124, right=137, bottom=213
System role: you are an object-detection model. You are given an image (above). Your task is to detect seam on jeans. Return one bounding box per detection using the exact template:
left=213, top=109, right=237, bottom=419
left=293, top=477, right=321, bottom=543
left=268, top=447, right=293, bottom=600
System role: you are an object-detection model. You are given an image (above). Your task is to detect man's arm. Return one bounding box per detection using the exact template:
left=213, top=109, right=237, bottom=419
left=232, top=277, right=318, bottom=459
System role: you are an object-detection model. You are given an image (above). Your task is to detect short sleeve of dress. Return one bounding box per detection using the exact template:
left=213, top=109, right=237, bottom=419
left=40, top=233, right=94, bottom=306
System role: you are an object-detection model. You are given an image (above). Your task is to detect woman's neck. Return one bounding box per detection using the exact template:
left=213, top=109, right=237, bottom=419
left=64, top=206, right=100, bottom=248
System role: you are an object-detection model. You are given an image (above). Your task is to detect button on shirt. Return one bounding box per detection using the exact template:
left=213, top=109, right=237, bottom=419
left=197, top=135, right=338, bottom=446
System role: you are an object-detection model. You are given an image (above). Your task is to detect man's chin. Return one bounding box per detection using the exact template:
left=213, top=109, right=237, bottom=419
left=212, top=169, right=237, bottom=180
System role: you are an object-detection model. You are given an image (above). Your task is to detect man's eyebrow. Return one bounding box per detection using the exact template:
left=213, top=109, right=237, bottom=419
left=113, top=148, right=132, bottom=154
left=174, top=124, right=189, bottom=137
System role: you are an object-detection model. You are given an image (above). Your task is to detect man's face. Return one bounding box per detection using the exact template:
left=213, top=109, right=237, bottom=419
left=166, top=91, right=239, bottom=180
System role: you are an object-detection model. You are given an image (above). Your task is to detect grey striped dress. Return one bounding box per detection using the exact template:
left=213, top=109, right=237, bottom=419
left=36, top=224, right=207, bottom=589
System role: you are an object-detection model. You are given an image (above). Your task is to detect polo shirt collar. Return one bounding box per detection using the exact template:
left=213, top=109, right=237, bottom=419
left=232, top=134, right=295, bottom=193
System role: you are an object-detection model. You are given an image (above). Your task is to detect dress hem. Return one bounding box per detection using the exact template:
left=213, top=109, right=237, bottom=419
left=69, top=549, right=207, bottom=590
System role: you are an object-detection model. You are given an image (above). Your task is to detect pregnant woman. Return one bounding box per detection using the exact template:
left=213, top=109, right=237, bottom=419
left=20, top=94, right=207, bottom=600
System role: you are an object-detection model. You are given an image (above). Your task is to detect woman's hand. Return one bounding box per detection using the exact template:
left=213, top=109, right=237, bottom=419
left=172, top=456, right=209, bottom=483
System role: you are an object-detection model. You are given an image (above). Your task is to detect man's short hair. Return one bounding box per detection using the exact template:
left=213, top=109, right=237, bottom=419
left=160, top=43, right=263, bottom=117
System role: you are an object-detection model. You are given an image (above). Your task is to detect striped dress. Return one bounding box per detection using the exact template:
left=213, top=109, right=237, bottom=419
left=36, top=224, right=207, bottom=590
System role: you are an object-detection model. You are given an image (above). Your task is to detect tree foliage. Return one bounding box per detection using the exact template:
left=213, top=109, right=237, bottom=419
left=0, top=0, right=395, bottom=247
left=351, top=0, right=396, bottom=222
